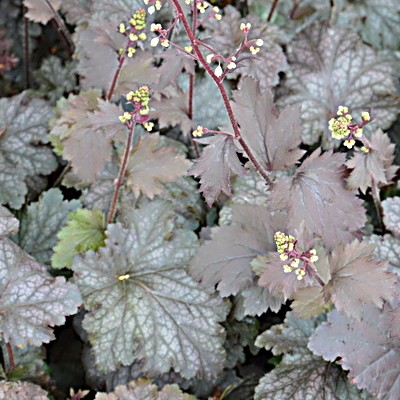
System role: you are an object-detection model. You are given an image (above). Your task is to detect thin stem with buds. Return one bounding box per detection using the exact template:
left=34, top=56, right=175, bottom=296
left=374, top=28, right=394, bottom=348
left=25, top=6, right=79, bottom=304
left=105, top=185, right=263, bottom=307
left=171, top=0, right=271, bottom=184
left=107, top=56, right=125, bottom=100
left=107, top=122, right=136, bottom=224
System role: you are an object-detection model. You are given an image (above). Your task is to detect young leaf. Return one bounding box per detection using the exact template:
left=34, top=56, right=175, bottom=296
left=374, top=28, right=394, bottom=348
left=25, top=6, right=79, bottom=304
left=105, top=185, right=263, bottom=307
left=73, top=201, right=228, bottom=378
left=95, top=378, right=196, bottom=400
left=231, top=76, right=305, bottom=172
left=323, top=240, right=396, bottom=319
left=382, top=196, right=400, bottom=236
left=0, top=206, right=19, bottom=238
left=189, top=204, right=285, bottom=297
left=279, top=22, right=399, bottom=146
left=0, top=381, right=48, bottom=400
left=346, top=129, right=398, bottom=194
left=270, top=149, right=366, bottom=250
left=309, top=306, right=400, bottom=399
left=189, top=134, right=246, bottom=206
left=13, top=189, right=80, bottom=265
left=126, top=134, right=191, bottom=199
left=23, top=0, right=61, bottom=24
left=0, top=238, right=82, bottom=347
left=51, top=209, right=106, bottom=269
left=0, top=92, right=57, bottom=209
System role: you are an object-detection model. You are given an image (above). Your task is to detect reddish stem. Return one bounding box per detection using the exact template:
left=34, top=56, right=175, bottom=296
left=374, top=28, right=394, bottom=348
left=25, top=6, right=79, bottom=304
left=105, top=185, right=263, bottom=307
left=267, top=0, right=280, bottom=22
left=171, top=0, right=271, bottom=184
left=107, top=122, right=136, bottom=224
left=107, top=56, right=125, bottom=101
left=5, top=343, right=15, bottom=372
left=188, top=73, right=200, bottom=157
left=23, top=13, right=30, bottom=89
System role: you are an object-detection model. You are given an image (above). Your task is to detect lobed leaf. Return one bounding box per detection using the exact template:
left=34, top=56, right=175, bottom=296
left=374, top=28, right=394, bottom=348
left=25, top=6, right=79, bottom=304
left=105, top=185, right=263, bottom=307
left=188, top=134, right=246, bottom=206
left=270, top=149, right=366, bottom=250
left=0, top=238, right=82, bottom=347
left=52, top=209, right=106, bottom=269
left=0, top=206, right=19, bottom=239
left=73, top=201, right=228, bottom=378
left=13, top=189, right=80, bottom=264
left=189, top=204, right=285, bottom=297
left=323, top=240, right=396, bottom=319
left=309, top=306, right=400, bottom=399
left=279, top=22, right=400, bottom=146
left=0, top=92, right=57, bottom=209
left=23, top=0, right=61, bottom=24
left=346, top=130, right=398, bottom=194
left=382, top=197, right=400, bottom=236
left=0, top=381, right=48, bottom=400
left=126, top=134, right=191, bottom=199
left=232, top=76, right=305, bottom=172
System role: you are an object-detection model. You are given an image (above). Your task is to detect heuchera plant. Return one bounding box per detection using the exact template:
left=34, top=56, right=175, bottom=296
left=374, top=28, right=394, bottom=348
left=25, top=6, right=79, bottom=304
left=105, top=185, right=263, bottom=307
left=0, top=0, right=400, bottom=399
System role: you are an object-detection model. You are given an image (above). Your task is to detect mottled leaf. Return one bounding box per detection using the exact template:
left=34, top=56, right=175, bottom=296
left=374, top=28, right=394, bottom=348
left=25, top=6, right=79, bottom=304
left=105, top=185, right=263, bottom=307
left=232, top=76, right=305, bottom=172
left=0, top=381, right=48, bottom=399
left=0, top=206, right=19, bottom=238
left=13, top=189, right=80, bottom=264
left=126, top=134, right=191, bottom=199
left=204, top=5, right=288, bottom=89
left=309, top=306, right=400, bottom=399
left=0, top=92, right=57, bottom=209
left=23, top=0, right=61, bottom=24
left=190, top=204, right=285, bottom=297
left=95, top=378, right=196, bottom=400
left=346, top=129, right=398, bottom=193
left=0, top=237, right=82, bottom=346
left=370, top=234, right=400, bottom=275
left=73, top=201, right=228, bottom=378
left=52, top=209, right=106, bottom=269
left=270, top=149, right=366, bottom=249
left=189, top=134, right=246, bottom=206
left=323, top=240, right=395, bottom=319
left=236, top=286, right=283, bottom=317
left=279, top=22, right=399, bottom=146
left=91, top=0, right=144, bottom=20
left=61, top=0, right=91, bottom=24
left=382, top=197, right=400, bottom=236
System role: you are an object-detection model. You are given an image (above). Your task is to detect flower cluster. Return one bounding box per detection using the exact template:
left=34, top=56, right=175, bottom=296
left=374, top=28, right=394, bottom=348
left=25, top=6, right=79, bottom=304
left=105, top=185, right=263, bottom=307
left=144, top=0, right=162, bottom=14
left=239, top=22, right=264, bottom=55
left=328, top=106, right=371, bottom=149
left=118, top=9, right=147, bottom=58
left=274, top=232, right=318, bottom=280
left=119, top=86, right=153, bottom=130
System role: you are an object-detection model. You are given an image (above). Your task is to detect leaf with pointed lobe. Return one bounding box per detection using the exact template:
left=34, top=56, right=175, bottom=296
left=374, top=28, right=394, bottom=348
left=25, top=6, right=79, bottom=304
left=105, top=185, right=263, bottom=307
left=23, top=0, right=61, bottom=24
left=232, top=76, right=305, bottom=172
left=13, top=188, right=80, bottom=265
left=0, top=92, right=57, bottom=209
left=323, top=240, right=396, bottom=319
left=0, top=206, right=19, bottom=238
left=73, top=201, right=228, bottom=378
left=270, top=148, right=366, bottom=250
left=309, top=306, right=400, bottom=399
left=0, top=238, right=82, bottom=347
left=291, top=286, right=330, bottom=320
left=346, top=130, right=398, bottom=194
left=382, top=197, right=400, bottom=236
left=126, top=134, right=191, bottom=199
left=188, top=134, right=246, bottom=206
left=51, top=209, right=106, bottom=269
left=0, top=381, right=48, bottom=400
left=279, top=22, right=400, bottom=146
left=189, top=204, right=286, bottom=297
left=95, top=378, right=197, bottom=400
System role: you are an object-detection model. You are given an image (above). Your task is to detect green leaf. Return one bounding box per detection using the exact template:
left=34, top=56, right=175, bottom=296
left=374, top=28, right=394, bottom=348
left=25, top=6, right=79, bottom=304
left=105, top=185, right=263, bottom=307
left=0, top=381, right=48, bottom=399
left=73, top=201, right=228, bottom=378
left=0, top=92, right=57, bottom=209
left=0, top=237, right=82, bottom=347
left=51, top=209, right=106, bottom=269
left=279, top=22, right=400, bottom=146
left=13, top=188, right=80, bottom=264
left=95, top=378, right=197, bottom=400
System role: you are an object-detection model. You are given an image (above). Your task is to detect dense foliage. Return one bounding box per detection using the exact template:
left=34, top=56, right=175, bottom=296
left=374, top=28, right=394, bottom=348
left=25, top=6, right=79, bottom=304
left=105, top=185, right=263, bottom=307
left=1, top=0, right=400, bottom=399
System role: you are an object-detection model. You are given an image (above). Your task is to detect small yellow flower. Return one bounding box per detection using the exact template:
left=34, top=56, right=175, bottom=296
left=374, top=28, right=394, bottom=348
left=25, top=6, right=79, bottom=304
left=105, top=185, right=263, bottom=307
left=249, top=46, right=260, bottom=55
left=118, top=274, right=130, bottom=281
left=227, top=61, right=236, bottom=70
left=119, top=23, right=126, bottom=33
left=280, top=253, right=289, bottom=261
left=155, top=0, right=162, bottom=10
left=138, top=32, right=147, bottom=40
left=343, top=139, right=356, bottom=149
left=255, top=39, right=264, bottom=46
left=144, top=122, right=154, bottom=131
left=150, top=37, right=159, bottom=47
left=184, top=45, right=193, bottom=53
left=151, top=23, right=162, bottom=32
left=206, top=54, right=214, bottom=63
left=214, top=65, right=223, bottom=77
left=197, top=2, right=208, bottom=13
left=129, top=33, right=139, bottom=41
left=160, top=38, right=170, bottom=47
left=361, top=111, right=371, bottom=121
left=240, top=22, right=251, bottom=31
left=192, top=126, right=204, bottom=137
left=337, top=106, right=349, bottom=116
left=283, top=265, right=293, bottom=273
left=354, top=128, right=363, bottom=138
left=360, top=146, right=370, bottom=153
left=148, top=5, right=155, bottom=14
left=127, top=47, right=136, bottom=57
left=119, top=112, right=132, bottom=123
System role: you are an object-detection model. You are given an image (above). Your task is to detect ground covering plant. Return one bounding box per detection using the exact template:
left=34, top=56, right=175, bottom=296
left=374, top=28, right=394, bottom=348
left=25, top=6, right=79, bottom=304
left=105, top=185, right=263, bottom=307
left=0, top=0, right=400, bottom=399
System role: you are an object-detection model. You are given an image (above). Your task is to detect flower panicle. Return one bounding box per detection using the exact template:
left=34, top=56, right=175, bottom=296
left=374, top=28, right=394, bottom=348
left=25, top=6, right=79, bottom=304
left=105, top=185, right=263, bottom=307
left=274, top=231, right=318, bottom=280
left=328, top=106, right=372, bottom=149
left=119, top=86, right=153, bottom=128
